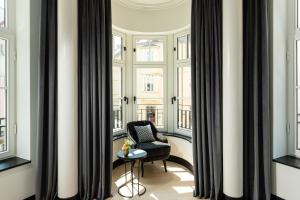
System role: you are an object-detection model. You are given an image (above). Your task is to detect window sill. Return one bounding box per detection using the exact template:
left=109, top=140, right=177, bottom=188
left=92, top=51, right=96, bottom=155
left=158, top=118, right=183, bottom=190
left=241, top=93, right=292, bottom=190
left=273, top=155, right=300, bottom=170
left=161, top=132, right=192, bottom=143
left=112, top=132, right=192, bottom=143
left=0, top=157, right=31, bottom=172
left=113, top=132, right=127, bottom=141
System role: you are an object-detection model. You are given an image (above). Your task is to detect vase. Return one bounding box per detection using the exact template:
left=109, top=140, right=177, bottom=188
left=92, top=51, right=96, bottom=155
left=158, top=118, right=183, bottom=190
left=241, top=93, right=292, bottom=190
left=123, top=148, right=129, bottom=157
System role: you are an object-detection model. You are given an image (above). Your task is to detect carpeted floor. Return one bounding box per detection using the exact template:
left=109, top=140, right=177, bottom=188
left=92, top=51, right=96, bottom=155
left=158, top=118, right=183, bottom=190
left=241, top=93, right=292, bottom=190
left=109, top=161, right=201, bottom=200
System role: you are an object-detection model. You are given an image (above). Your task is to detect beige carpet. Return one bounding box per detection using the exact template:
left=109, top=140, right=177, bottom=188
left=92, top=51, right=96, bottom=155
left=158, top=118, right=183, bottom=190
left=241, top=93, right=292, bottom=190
left=108, top=161, right=203, bottom=200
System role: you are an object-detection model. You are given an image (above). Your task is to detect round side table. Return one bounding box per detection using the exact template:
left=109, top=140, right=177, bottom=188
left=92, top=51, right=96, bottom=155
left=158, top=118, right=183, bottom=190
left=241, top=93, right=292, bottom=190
left=116, top=149, right=147, bottom=198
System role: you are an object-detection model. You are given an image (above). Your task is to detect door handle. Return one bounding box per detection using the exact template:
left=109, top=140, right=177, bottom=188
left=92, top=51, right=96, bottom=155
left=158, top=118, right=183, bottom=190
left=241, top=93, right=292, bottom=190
left=123, top=96, right=129, bottom=104
left=171, top=96, right=177, bottom=104
left=133, top=96, right=136, bottom=104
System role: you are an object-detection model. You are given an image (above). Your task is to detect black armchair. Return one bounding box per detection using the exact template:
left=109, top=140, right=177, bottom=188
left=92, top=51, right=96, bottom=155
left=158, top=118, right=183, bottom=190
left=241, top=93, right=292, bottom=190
left=127, top=121, right=171, bottom=177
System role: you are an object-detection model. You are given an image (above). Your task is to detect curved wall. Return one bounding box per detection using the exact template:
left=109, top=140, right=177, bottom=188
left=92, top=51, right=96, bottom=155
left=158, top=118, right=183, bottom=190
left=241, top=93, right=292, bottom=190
left=112, top=0, right=191, bottom=33
left=113, top=136, right=193, bottom=165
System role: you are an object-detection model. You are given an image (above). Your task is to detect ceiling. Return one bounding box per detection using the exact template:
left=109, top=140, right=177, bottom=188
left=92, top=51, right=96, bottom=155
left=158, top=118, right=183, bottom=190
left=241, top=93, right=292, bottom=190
left=113, top=0, right=187, bottom=10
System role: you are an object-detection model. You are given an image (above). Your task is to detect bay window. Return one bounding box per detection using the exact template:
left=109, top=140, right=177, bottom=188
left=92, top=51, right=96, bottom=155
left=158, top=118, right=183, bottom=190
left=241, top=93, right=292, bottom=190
left=111, top=30, right=192, bottom=137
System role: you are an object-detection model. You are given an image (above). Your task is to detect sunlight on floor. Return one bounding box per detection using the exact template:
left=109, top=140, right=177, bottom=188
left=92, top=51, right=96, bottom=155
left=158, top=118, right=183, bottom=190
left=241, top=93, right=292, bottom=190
left=109, top=161, right=206, bottom=200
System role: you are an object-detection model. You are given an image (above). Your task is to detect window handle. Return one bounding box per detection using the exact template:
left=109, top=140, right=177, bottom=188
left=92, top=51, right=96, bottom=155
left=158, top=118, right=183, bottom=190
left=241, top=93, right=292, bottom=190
left=133, top=96, right=136, bottom=104
left=123, top=96, right=129, bottom=104
left=171, top=96, right=177, bottom=104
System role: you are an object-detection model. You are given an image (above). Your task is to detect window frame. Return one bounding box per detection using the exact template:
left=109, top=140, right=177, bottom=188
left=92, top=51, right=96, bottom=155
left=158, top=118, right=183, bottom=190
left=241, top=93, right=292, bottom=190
left=173, top=30, right=192, bottom=137
left=133, top=35, right=167, bottom=65
left=0, top=0, right=16, bottom=159
left=112, top=30, right=126, bottom=135
left=132, top=63, right=168, bottom=131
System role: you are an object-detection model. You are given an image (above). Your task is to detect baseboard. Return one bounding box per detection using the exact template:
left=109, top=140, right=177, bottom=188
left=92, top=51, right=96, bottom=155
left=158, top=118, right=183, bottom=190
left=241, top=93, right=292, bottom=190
left=271, top=194, right=285, bottom=200
left=113, top=158, right=125, bottom=169
left=57, top=194, right=79, bottom=200
left=167, top=155, right=193, bottom=173
left=24, top=194, right=80, bottom=200
left=222, top=194, right=284, bottom=200
left=112, top=154, right=193, bottom=173
left=24, top=195, right=35, bottom=200
left=223, top=194, right=243, bottom=200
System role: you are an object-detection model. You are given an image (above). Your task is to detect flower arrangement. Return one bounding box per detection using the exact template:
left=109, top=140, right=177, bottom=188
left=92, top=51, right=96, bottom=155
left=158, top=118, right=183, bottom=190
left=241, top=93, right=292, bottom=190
left=122, top=139, right=133, bottom=157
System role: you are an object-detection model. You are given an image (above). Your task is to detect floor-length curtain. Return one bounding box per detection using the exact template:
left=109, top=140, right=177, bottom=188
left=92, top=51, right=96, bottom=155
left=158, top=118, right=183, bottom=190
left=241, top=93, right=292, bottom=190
left=78, top=0, right=113, bottom=199
left=243, top=0, right=271, bottom=199
left=191, top=0, right=223, bottom=199
left=36, top=0, right=58, bottom=199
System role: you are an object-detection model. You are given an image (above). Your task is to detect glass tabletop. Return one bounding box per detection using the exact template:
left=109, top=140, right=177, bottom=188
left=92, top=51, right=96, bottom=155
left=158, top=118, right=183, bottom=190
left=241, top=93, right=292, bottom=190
left=117, top=149, right=147, bottom=160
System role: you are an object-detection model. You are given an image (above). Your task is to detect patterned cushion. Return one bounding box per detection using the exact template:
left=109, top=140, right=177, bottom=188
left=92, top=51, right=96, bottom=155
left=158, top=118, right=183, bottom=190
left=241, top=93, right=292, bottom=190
left=134, top=124, right=155, bottom=143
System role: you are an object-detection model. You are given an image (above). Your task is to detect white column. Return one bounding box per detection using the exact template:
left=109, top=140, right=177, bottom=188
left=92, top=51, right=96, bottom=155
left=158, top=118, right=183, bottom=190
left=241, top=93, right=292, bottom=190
left=57, top=0, right=78, bottom=198
left=223, top=0, right=243, bottom=198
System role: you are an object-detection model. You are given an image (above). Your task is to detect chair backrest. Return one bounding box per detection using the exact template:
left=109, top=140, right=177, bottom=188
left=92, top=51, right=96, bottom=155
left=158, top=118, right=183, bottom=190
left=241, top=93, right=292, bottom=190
left=127, top=121, right=158, bottom=144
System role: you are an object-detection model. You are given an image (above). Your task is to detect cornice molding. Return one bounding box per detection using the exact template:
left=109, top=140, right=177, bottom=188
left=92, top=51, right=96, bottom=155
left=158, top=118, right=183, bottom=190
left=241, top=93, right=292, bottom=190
left=113, top=0, right=187, bottom=11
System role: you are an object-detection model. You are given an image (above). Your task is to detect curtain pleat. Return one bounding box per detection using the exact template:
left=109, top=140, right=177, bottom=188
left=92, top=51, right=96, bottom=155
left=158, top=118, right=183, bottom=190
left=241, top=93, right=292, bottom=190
left=191, top=0, right=223, bottom=199
left=243, top=0, right=271, bottom=199
left=36, top=0, right=58, bottom=199
left=78, top=0, right=113, bottom=199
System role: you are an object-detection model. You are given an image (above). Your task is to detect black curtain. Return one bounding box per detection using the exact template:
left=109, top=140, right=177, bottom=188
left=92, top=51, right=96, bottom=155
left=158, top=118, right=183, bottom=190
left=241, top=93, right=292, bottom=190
left=36, top=0, right=57, bottom=199
left=243, top=0, right=271, bottom=199
left=191, top=0, right=223, bottom=199
left=78, top=0, right=113, bottom=199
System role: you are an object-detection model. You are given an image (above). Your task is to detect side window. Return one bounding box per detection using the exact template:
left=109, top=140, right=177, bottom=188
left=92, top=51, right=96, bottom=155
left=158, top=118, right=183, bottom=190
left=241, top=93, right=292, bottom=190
left=175, top=32, right=192, bottom=134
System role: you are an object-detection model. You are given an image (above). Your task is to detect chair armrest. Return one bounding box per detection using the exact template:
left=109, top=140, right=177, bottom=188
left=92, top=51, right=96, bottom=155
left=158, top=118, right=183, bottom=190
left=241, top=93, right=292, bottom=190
left=156, top=133, right=168, bottom=143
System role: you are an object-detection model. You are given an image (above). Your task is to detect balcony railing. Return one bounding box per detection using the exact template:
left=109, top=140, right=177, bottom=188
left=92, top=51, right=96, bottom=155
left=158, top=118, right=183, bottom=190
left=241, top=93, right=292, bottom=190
left=178, top=107, right=192, bottom=130
left=0, top=117, right=6, bottom=152
left=136, top=108, right=164, bottom=128
left=0, top=117, right=5, bottom=136
left=113, top=106, right=122, bottom=130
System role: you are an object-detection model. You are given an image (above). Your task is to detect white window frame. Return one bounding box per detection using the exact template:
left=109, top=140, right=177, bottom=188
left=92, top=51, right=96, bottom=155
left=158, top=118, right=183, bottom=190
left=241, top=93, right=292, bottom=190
left=133, top=35, right=167, bottom=65
left=0, top=0, right=16, bottom=159
left=132, top=64, right=168, bottom=131
left=132, top=35, right=168, bottom=131
left=112, top=30, right=126, bottom=135
left=173, top=30, right=192, bottom=136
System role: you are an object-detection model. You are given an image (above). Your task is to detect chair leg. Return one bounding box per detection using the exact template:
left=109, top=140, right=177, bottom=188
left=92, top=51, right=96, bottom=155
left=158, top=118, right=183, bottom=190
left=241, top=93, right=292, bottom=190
left=163, top=160, right=167, bottom=172
left=152, top=161, right=154, bottom=164
left=141, top=161, right=144, bottom=177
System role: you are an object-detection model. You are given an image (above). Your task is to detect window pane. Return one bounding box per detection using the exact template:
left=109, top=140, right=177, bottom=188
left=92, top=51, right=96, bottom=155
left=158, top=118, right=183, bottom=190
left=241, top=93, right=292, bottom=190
left=136, top=39, right=164, bottom=62
left=177, top=66, right=192, bottom=130
left=136, top=99, right=164, bottom=129
left=298, top=0, right=300, bottom=28
left=113, top=35, right=122, bottom=60
left=136, top=68, right=163, bottom=98
left=0, top=38, right=7, bottom=153
left=0, top=0, right=5, bottom=28
left=188, top=34, right=191, bottom=58
left=297, top=89, right=300, bottom=149
left=178, top=67, right=191, bottom=98
left=136, top=68, right=164, bottom=128
left=177, top=35, right=188, bottom=60
left=297, top=40, right=300, bottom=86
left=113, top=66, right=123, bottom=130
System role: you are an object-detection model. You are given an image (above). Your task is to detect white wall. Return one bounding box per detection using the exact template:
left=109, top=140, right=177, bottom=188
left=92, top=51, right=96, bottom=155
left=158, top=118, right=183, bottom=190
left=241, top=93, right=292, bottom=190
left=0, top=0, right=40, bottom=199
left=113, top=136, right=193, bottom=165
left=112, top=0, right=191, bottom=33
left=272, top=162, right=300, bottom=200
